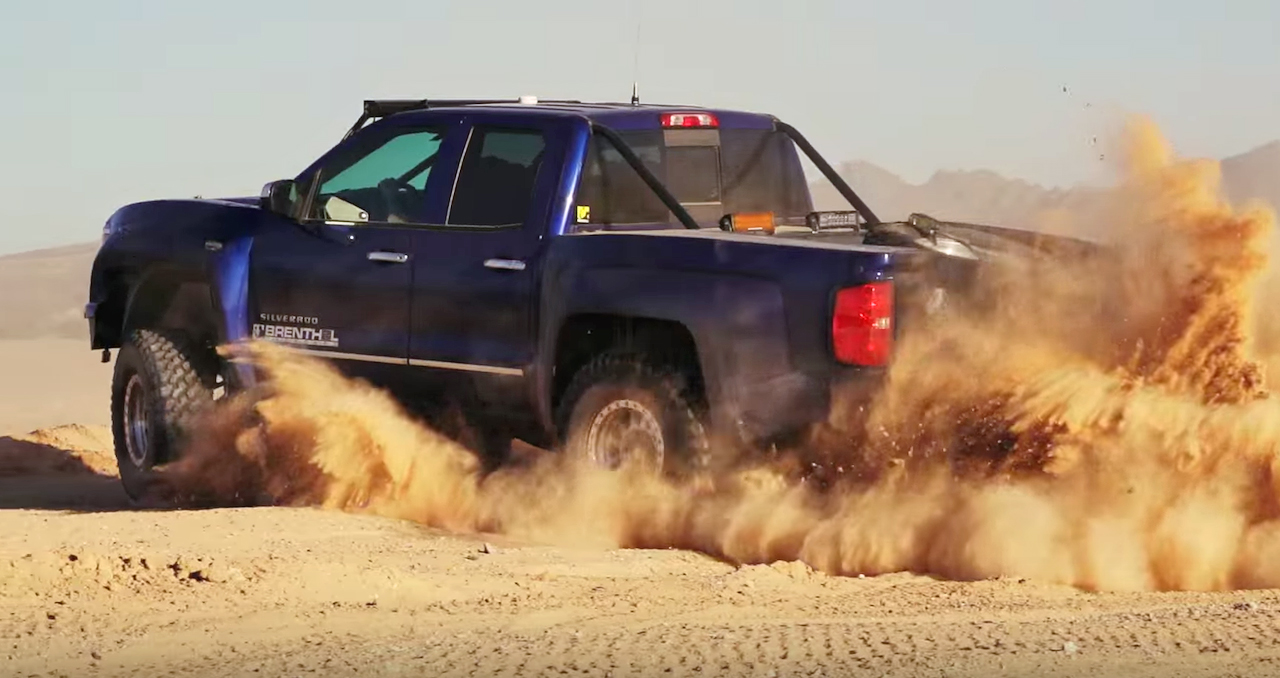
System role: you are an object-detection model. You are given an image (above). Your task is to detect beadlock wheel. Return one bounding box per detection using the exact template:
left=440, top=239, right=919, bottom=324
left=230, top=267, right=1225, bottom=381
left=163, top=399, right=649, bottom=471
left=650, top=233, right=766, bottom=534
left=122, top=373, right=151, bottom=470
left=110, top=329, right=219, bottom=501
left=556, top=352, right=709, bottom=477
left=582, top=398, right=666, bottom=472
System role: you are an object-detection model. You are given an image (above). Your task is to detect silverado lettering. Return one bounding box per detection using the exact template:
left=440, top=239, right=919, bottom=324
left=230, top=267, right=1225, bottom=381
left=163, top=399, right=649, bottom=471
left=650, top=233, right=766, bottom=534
left=259, top=313, right=319, bottom=325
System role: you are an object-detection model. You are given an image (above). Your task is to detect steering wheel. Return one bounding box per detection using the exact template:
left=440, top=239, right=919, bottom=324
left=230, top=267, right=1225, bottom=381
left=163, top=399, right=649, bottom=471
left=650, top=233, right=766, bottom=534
left=376, top=177, right=422, bottom=221
left=378, top=176, right=418, bottom=194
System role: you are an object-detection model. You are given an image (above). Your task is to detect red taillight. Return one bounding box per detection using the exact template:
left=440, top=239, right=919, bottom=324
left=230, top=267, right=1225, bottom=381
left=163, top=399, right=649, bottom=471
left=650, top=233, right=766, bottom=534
left=832, top=281, right=894, bottom=366
left=661, top=112, right=719, bottom=128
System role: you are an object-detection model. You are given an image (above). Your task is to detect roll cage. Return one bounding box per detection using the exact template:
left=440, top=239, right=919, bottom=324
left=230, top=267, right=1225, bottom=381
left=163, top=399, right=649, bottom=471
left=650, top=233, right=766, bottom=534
left=342, top=98, right=883, bottom=231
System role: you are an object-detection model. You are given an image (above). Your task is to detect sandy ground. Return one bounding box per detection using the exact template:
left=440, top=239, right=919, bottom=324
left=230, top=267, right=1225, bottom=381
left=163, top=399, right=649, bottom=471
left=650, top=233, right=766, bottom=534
left=0, top=343, right=1277, bottom=677
left=5, top=498, right=1280, bottom=678
left=0, top=243, right=100, bottom=342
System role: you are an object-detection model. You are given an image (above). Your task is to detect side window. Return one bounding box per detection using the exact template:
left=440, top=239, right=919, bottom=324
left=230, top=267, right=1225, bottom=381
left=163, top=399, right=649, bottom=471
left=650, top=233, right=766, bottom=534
left=572, top=131, right=669, bottom=229
left=304, top=126, right=445, bottom=224
left=447, top=127, right=547, bottom=227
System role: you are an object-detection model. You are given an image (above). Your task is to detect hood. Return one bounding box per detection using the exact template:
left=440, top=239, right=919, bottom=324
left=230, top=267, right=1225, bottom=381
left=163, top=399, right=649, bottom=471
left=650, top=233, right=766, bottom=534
left=204, top=195, right=261, bottom=207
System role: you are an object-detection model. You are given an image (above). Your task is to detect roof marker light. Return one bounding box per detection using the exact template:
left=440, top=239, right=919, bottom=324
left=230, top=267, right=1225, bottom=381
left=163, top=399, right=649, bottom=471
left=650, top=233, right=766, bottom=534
left=518, top=95, right=538, bottom=105
left=661, top=112, right=719, bottom=128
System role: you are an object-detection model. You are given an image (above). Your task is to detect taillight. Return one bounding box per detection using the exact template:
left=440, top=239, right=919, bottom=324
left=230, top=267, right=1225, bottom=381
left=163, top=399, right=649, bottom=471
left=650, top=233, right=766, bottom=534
left=832, top=281, right=894, bottom=366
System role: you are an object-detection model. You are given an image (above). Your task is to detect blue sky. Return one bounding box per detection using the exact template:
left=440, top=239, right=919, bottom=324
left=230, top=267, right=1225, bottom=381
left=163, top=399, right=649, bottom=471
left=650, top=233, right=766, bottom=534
left=2, top=0, right=1277, bottom=254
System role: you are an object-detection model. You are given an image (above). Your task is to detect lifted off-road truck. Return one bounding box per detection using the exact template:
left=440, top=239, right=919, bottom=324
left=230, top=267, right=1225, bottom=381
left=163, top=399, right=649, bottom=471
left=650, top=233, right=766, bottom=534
left=86, top=96, right=1089, bottom=500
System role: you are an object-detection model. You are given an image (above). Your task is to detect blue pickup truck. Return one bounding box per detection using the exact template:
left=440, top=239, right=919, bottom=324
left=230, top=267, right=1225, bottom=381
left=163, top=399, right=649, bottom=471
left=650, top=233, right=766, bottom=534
left=86, top=96, right=1088, bottom=500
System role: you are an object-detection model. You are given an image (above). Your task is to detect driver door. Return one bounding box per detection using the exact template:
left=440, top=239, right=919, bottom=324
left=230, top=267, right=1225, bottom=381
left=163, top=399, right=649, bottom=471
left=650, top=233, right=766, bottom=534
left=247, top=120, right=458, bottom=392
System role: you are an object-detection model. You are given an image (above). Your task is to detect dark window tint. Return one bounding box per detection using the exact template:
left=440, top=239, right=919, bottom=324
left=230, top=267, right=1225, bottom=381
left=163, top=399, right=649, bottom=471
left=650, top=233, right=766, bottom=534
left=447, top=127, right=547, bottom=227
left=666, top=146, right=721, bottom=204
left=719, top=129, right=811, bottom=219
left=572, top=127, right=814, bottom=229
left=574, top=131, right=669, bottom=225
left=303, top=126, right=445, bottom=224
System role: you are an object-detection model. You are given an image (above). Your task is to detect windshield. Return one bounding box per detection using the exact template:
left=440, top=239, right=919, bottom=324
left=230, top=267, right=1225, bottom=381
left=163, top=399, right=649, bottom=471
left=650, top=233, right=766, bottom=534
left=571, top=127, right=814, bottom=230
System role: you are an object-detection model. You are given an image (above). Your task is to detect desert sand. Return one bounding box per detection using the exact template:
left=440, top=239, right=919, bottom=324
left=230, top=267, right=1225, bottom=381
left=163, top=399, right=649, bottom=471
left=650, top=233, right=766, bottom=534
left=0, top=339, right=112, bottom=435
left=5, top=410, right=1280, bottom=678
left=1, top=300, right=1279, bottom=678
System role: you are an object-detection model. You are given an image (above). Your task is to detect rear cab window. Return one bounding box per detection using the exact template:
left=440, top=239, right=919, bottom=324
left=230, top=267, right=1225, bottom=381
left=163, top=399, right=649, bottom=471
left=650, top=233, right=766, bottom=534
left=570, top=116, right=813, bottom=231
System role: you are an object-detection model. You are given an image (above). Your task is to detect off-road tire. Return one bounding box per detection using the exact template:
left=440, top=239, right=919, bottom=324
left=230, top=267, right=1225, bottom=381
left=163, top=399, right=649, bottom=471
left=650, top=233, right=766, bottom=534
left=110, top=329, right=219, bottom=501
left=555, top=352, right=709, bottom=476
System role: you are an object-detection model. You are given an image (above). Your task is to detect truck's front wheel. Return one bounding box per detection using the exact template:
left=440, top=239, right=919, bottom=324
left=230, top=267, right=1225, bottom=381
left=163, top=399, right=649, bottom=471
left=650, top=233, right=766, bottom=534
left=110, top=329, right=218, bottom=501
left=557, top=353, right=709, bottom=476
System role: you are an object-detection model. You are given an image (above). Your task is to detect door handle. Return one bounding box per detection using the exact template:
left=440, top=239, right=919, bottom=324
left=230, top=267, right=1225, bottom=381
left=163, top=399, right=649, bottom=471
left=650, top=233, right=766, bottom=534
left=204, top=239, right=223, bottom=252
left=484, top=258, right=526, bottom=271
left=367, top=251, right=409, bottom=264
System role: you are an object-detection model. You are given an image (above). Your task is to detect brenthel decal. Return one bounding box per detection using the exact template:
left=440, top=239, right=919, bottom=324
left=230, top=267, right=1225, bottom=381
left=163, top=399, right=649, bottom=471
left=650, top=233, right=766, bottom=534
left=251, top=323, right=340, bottom=348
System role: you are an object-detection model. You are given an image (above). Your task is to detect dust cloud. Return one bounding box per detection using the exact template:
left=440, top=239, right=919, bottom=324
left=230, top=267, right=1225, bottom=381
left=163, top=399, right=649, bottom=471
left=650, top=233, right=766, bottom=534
left=161, top=115, right=1280, bottom=593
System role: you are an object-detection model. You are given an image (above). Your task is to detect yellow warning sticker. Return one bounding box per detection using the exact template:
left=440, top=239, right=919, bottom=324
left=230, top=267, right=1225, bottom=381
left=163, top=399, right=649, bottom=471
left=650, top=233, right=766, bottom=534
left=576, top=205, right=591, bottom=223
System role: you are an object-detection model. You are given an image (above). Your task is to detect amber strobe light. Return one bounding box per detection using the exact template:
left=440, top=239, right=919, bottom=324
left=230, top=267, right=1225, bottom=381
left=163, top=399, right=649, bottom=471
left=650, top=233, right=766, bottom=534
left=832, top=281, right=894, bottom=366
left=718, top=212, right=776, bottom=234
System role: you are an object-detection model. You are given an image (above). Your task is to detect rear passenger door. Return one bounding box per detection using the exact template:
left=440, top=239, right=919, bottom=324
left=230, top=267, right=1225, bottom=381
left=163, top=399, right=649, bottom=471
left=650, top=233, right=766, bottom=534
left=406, top=114, right=570, bottom=388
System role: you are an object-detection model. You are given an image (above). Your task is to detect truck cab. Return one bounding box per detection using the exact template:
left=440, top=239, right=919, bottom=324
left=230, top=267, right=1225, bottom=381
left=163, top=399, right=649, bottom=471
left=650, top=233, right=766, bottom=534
left=245, top=100, right=831, bottom=394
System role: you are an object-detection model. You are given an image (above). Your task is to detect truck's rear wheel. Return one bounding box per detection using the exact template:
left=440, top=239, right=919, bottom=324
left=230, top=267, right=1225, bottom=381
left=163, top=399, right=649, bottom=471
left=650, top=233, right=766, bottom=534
left=556, top=353, right=709, bottom=476
left=110, top=329, right=218, bottom=501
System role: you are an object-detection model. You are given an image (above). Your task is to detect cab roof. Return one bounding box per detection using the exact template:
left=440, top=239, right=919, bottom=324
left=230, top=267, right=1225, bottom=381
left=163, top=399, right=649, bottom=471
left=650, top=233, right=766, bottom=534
left=354, top=98, right=778, bottom=133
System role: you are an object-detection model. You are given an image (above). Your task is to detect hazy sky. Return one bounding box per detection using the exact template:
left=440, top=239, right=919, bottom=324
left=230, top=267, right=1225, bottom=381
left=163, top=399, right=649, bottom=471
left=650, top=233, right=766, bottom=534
left=2, top=0, right=1278, bottom=254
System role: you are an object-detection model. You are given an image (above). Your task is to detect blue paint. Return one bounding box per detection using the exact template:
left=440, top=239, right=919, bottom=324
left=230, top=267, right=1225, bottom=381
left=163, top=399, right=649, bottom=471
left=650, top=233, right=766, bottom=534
left=217, top=236, right=253, bottom=344
left=553, top=120, right=591, bottom=237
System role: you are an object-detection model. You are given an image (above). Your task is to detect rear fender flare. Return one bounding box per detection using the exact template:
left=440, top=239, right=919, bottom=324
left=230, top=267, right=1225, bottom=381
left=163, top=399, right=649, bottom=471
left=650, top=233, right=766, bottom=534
left=537, top=266, right=792, bottom=435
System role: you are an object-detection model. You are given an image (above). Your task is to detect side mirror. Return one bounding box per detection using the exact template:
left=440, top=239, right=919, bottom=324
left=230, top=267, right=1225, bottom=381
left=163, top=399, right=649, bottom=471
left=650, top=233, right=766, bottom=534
left=259, top=179, right=300, bottom=219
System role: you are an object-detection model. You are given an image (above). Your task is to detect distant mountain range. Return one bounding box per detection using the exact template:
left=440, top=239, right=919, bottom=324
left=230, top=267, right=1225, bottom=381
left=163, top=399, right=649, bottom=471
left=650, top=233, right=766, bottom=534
left=3, top=140, right=1277, bottom=341
left=812, top=140, right=1280, bottom=241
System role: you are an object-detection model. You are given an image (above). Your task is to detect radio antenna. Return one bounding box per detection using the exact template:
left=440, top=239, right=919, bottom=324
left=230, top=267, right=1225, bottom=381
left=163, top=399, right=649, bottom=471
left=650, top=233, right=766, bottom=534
left=630, top=5, right=643, bottom=105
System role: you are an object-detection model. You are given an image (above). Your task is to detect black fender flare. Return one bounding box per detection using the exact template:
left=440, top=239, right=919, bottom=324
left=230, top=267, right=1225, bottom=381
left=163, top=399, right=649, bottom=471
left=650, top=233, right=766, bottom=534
left=535, top=266, right=794, bottom=437
left=120, top=265, right=222, bottom=346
